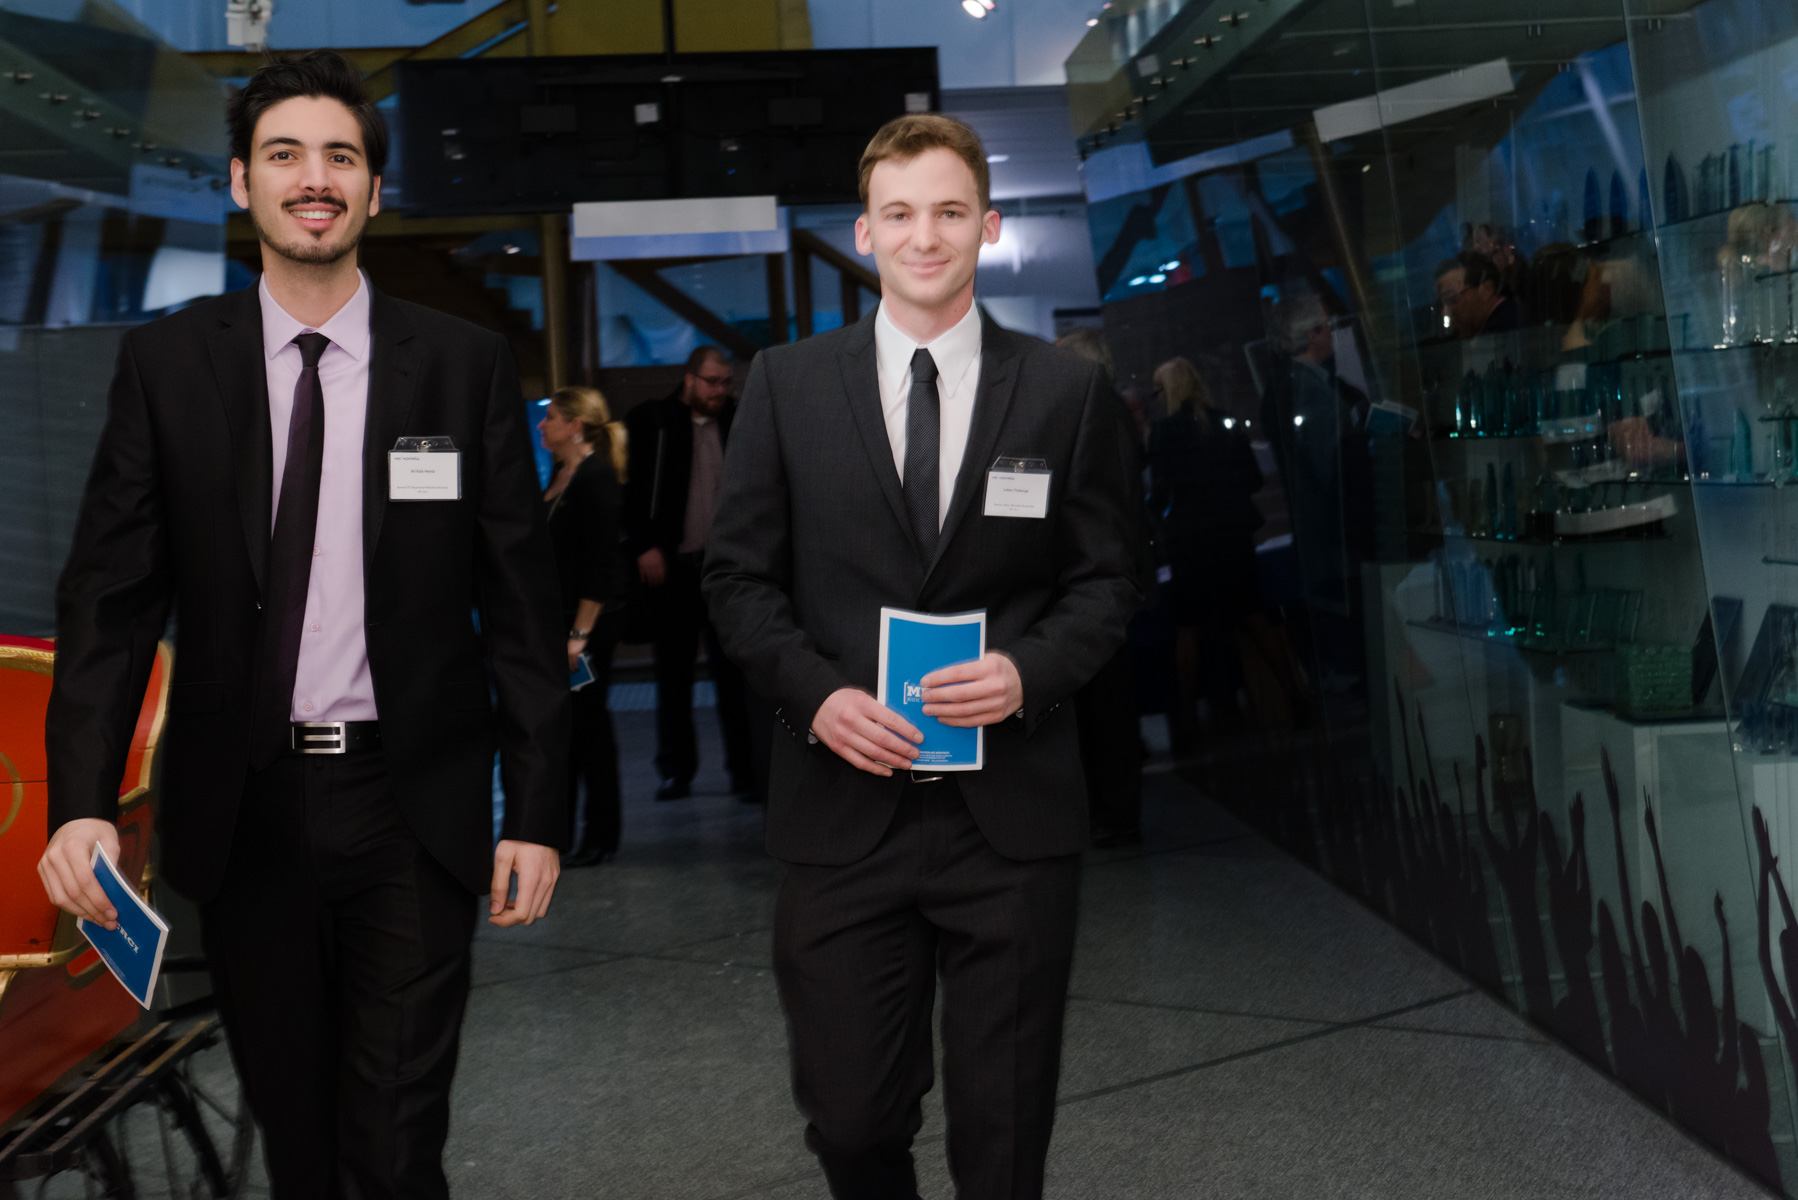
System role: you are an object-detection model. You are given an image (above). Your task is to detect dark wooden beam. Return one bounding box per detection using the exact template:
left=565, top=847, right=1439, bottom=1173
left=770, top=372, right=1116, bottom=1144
left=765, top=254, right=788, bottom=346
left=790, top=229, right=881, bottom=296
left=611, top=259, right=762, bottom=361
left=792, top=243, right=813, bottom=340
left=840, top=271, right=862, bottom=326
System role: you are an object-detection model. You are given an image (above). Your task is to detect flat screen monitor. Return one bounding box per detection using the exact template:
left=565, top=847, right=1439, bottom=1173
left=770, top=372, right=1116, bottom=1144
left=396, top=48, right=940, bottom=215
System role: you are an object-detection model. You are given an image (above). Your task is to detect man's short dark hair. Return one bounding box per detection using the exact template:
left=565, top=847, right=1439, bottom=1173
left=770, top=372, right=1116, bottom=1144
left=227, top=49, right=387, bottom=178
left=1435, top=251, right=1499, bottom=291
left=685, top=345, right=729, bottom=373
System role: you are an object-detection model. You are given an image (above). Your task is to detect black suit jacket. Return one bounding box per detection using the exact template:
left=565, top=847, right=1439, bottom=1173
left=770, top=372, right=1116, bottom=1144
left=46, top=285, right=571, bottom=903
left=621, top=389, right=735, bottom=558
left=703, top=308, right=1140, bottom=866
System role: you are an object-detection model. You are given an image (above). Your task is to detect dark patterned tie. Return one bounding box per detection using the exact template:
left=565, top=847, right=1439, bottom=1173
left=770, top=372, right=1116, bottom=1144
left=251, top=332, right=330, bottom=767
left=903, top=348, right=940, bottom=563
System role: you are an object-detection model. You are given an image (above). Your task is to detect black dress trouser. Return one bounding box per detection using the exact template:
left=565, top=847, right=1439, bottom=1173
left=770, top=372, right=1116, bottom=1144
left=201, top=749, right=476, bottom=1200
left=774, top=777, right=1083, bottom=1200
left=654, top=550, right=755, bottom=785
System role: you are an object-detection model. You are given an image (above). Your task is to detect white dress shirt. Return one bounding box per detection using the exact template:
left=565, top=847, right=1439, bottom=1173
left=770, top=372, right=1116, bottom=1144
left=874, top=300, right=983, bottom=528
left=260, top=272, right=378, bottom=722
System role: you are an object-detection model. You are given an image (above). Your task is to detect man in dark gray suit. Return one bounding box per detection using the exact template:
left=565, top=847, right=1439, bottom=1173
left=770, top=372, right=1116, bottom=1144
left=704, top=115, right=1139, bottom=1199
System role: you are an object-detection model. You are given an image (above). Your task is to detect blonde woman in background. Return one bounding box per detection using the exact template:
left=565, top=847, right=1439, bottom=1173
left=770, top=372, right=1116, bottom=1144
left=539, top=386, right=630, bottom=866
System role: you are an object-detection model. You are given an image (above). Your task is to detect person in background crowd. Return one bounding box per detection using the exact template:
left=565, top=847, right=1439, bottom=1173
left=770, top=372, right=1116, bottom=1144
left=1260, top=295, right=1375, bottom=693
left=1056, top=325, right=1153, bottom=846
left=623, top=345, right=757, bottom=802
left=1147, top=356, right=1264, bottom=748
left=1435, top=250, right=1523, bottom=339
left=1470, top=222, right=1530, bottom=306
left=540, top=386, right=629, bottom=866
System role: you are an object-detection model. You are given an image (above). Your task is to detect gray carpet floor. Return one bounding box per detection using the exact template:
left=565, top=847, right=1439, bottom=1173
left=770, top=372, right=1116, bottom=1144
left=201, top=707, right=1777, bottom=1198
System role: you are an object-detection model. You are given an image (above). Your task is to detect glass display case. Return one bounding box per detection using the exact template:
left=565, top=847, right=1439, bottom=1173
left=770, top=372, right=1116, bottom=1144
left=1069, top=0, right=1798, bottom=1188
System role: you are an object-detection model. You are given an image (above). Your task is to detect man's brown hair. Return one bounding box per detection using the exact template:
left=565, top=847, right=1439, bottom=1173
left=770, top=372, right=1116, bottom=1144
left=858, top=114, right=991, bottom=214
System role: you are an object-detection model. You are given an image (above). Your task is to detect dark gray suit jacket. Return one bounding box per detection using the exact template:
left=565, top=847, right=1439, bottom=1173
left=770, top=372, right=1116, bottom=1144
left=703, top=307, right=1141, bottom=866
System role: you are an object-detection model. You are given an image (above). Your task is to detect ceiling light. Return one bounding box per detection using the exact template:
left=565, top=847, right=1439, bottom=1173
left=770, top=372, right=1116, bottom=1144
left=962, top=0, right=986, bottom=15
left=1087, top=16, right=1098, bottom=24
left=986, top=154, right=1010, bottom=163
left=1148, top=273, right=1166, bottom=283
left=980, top=0, right=996, bottom=8
left=1129, top=275, right=1148, bottom=286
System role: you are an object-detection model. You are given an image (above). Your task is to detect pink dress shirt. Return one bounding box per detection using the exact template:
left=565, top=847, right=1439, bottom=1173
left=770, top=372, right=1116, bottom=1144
left=260, top=273, right=379, bottom=722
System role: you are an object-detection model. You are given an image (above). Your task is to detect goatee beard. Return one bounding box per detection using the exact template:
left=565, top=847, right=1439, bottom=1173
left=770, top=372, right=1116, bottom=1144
left=252, top=207, right=361, bottom=266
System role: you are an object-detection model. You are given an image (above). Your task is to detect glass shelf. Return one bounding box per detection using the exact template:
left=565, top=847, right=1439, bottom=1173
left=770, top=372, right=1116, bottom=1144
left=1406, top=617, right=1616, bottom=655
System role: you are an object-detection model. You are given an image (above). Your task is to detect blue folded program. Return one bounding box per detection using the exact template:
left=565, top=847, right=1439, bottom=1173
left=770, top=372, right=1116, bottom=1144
left=77, top=844, right=170, bottom=1009
left=878, top=607, right=986, bottom=771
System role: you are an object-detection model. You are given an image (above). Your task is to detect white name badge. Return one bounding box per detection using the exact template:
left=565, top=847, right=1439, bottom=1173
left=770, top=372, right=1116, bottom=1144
left=984, top=457, right=1051, bottom=519
left=389, top=436, right=461, bottom=501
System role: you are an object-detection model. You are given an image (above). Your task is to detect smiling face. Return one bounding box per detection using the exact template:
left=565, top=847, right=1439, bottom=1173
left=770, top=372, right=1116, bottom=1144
left=854, top=146, right=1000, bottom=328
left=229, top=94, right=379, bottom=268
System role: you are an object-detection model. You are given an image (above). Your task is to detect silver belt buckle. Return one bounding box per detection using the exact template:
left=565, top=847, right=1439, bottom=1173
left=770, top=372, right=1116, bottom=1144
left=295, top=721, right=347, bottom=755
left=910, top=771, right=946, bottom=784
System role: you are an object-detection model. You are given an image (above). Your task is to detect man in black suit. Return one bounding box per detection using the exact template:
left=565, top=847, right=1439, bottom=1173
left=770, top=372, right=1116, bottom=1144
left=623, top=345, right=756, bottom=800
left=705, top=115, right=1139, bottom=1198
left=36, top=51, right=568, bottom=1199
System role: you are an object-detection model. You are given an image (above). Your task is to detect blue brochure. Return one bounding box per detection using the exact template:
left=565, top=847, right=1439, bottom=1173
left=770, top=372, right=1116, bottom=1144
left=570, top=653, right=596, bottom=691
left=77, top=844, right=170, bottom=1009
left=878, top=607, right=986, bottom=771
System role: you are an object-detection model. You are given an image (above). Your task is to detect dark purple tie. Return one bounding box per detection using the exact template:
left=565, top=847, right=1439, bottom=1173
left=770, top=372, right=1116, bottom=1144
left=251, top=332, right=330, bottom=767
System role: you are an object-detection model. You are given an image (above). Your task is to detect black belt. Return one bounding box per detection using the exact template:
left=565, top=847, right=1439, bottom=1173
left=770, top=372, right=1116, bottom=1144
left=287, top=720, right=382, bottom=755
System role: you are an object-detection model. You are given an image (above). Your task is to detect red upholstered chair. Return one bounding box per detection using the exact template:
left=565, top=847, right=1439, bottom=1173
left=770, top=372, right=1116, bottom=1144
left=0, top=636, right=169, bottom=1127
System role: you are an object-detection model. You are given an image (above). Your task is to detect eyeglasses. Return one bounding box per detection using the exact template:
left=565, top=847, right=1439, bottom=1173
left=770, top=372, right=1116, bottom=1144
left=693, top=372, right=733, bottom=387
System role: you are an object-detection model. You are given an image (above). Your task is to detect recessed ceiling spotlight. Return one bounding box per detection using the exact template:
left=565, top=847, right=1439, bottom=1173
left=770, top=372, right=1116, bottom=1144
left=961, top=0, right=986, bottom=15
left=986, top=154, right=1010, bottom=163
left=1087, top=17, right=1098, bottom=24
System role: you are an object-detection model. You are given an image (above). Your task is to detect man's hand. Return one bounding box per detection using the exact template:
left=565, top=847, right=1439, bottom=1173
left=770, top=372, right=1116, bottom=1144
left=489, top=840, right=561, bottom=926
left=637, top=547, right=666, bottom=587
left=566, top=637, right=588, bottom=672
left=39, top=818, right=121, bottom=930
left=921, top=652, right=1023, bottom=728
left=813, top=688, right=923, bottom=777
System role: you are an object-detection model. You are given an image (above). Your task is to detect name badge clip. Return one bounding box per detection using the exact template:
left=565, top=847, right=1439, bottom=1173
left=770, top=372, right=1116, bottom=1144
left=389, top=436, right=461, bottom=501
left=983, top=456, right=1051, bottom=520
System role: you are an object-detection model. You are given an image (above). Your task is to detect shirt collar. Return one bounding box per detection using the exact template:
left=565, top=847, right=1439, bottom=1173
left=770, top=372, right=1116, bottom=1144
left=875, top=299, right=983, bottom=395
left=259, top=271, right=372, bottom=362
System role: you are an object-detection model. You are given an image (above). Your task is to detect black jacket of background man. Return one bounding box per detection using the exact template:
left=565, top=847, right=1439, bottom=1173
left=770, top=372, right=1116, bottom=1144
left=45, top=285, right=571, bottom=903
left=703, top=309, right=1142, bottom=865
left=622, top=387, right=737, bottom=558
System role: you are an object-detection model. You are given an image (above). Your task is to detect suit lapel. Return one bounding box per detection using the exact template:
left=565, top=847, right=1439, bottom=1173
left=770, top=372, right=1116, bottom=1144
left=927, top=316, right=1020, bottom=580
left=837, top=308, right=913, bottom=545
left=208, top=288, right=272, bottom=594
left=363, top=289, right=420, bottom=573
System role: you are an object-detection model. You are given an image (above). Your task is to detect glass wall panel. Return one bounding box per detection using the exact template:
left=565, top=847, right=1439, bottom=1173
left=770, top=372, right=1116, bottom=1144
left=1075, top=0, right=1798, bottom=1186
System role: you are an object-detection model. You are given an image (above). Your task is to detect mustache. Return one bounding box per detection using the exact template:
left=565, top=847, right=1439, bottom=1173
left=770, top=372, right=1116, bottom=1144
left=283, top=197, right=347, bottom=212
